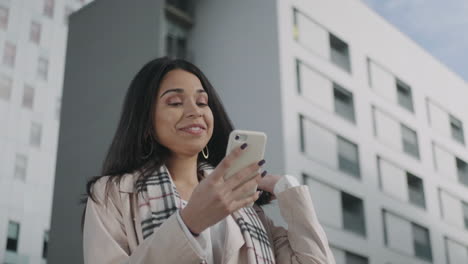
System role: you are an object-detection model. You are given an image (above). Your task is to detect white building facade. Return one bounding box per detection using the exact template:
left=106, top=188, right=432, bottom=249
left=0, top=0, right=89, bottom=263
left=278, top=0, right=468, bottom=263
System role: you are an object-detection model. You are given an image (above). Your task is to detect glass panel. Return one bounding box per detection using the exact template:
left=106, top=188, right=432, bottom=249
left=337, top=136, right=360, bottom=177
left=341, top=192, right=366, bottom=236
left=463, top=202, right=468, bottom=230
left=166, top=19, right=188, bottom=59
left=30, top=21, right=41, bottom=44
left=412, top=223, right=433, bottom=261
left=401, top=124, right=420, bottom=159
left=22, top=85, right=34, bottom=109
left=3, top=41, right=16, bottom=67
left=407, top=172, right=425, bottom=209
left=396, top=79, right=414, bottom=112
left=334, top=83, right=355, bottom=123
left=30, top=122, right=42, bottom=147
left=450, top=115, right=465, bottom=144
left=0, top=6, right=8, bottom=29
left=0, top=74, right=12, bottom=100
left=14, top=154, right=27, bottom=181
left=457, top=158, right=468, bottom=187
left=329, top=33, right=351, bottom=72
left=6, top=221, right=19, bottom=252
left=42, top=230, right=49, bottom=259
left=44, top=0, right=54, bottom=18
left=38, top=57, right=49, bottom=80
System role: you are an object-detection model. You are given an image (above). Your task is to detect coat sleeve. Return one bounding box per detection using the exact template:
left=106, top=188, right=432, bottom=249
left=82, top=177, right=207, bottom=264
left=259, top=185, right=336, bottom=264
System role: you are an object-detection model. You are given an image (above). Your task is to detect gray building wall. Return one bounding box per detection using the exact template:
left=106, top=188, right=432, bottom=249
left=190, top=0, right=285, bottom=175
left=48, top=0, right=165, bottom=262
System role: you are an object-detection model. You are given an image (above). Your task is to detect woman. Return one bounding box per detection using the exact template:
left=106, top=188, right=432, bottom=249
left=82, top=57, right=336, bottom=264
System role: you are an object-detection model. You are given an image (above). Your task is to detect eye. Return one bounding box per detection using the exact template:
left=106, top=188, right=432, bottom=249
left=197, top=102, right=208, bottom=106
left=167, top=97, right=183, bottom=106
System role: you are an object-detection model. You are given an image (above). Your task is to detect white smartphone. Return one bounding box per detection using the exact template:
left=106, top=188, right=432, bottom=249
left=224, top=129, right=267, bottom=206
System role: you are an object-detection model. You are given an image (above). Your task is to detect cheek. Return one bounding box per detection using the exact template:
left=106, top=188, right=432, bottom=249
left=154, top=108, right=179, bottom=138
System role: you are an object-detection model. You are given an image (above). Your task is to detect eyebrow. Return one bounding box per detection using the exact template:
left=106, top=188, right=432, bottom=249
left=160, top=88, right=207, bottom=98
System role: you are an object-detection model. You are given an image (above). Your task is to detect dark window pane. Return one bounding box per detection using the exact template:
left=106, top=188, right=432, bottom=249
left=6, top=221, right=19, bottom=252
left=450, top=115, right=465, bottom=144
left=299, top=115, right=305, bottom=153
left=407, top=172, right=425, bottom=209
left=412, top=224, right=432, bottom=261
left=176, top=37, right=186, bottom=59
left=337, top=136, right=360, bottom=177
left=396, top=79, right=414, bottom=112
left=463, top=202, right=468, bottom=230
left=329, top=33, right=351, bottom=72
left=42, top=230, right=49, bottom=259
left=334, top=83, right=355, bottom=123
left=341, top=192, right=366, bottom=236
left=457, top=158, right=468, bottom=187
left=401, top=124, right=419, bottom=159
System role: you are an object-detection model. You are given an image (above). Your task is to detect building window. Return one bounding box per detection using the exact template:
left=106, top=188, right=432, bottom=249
left=299, top=115, right=305, bottom=153
left=456, top=158, right=468, bottom=187
left=0, top=74, right=12, bottom=101
left=30, top=21, right=41, bottom=44
left=6, top=221, right=20, bottom=252
left=450, top=115, right=465, bottom=145
left=38, top=57, right=49, bottom=80
left=165, top=19, right=188, bottom=59
left=3, top=41, right=16, bottom=68
left=22, top=85, right=34, bottom=109
left=30, top=122, right=42, bottom=147
left=42, top=230, right=49, bottom=259
left=396, top=79, right=414, bottom=112
left=337, top=136, right=360, bottom=177
left=401, top=124, right=419, bottom=159
left=333, top=83, right=355, bottom=123
left=0, top=6, right=8, bottom=30
left=329, top=33, right=351, bottom=73
left=407, top=173, right=425, bottom=209
left=412, top=223, right=433, bottom=261
left=44, top=0, right=54, bottom=18
left=463, top=202, right=468, bottom=230
left=14, top=154, right=27, bottom=181
left=166, top=0, right=191, bottom=13
left=341, top=192, right=366, bottom=236
left=346, top=252, right=368, bottom=264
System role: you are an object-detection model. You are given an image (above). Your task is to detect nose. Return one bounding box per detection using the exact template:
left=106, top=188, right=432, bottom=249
left=185, top=100, right=203, bottom=118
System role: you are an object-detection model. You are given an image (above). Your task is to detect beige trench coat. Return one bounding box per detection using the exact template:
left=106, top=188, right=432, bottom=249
left=83, top=173, right=336, bottom=264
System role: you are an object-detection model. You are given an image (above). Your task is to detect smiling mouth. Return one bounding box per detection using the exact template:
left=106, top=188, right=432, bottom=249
left=179, top=126, right=206, bottom=135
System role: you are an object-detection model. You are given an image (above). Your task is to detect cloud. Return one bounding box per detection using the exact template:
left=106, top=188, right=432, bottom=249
left=362, top=0, right=468, bottom=81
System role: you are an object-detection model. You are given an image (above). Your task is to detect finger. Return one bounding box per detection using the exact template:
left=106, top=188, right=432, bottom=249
left=229, top=173, right=262, bottom=201
left=210, top=143, right=248, bottom=181
left=231, top=191, right=261, bottom=211
left=224, top=160, right=265, bottom=191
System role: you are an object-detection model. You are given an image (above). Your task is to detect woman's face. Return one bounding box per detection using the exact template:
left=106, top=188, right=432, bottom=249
left=154, top=69, right=214, bottom=158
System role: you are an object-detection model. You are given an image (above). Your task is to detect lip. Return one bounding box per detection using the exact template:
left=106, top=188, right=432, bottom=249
left=179, top=123, right=207, bottom=130
left=178, top=123, right=207, bottom=135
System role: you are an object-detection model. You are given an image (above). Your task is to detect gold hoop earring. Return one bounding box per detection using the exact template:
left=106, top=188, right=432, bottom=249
left=202, top=146, right=209, bottom=159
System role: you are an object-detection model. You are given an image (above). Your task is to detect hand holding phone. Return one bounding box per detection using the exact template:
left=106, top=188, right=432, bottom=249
left=224, top=130, right=267, bottom=206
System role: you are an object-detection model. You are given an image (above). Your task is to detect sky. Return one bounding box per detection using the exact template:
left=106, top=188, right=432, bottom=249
left=362, top=0, right=468, bottom=82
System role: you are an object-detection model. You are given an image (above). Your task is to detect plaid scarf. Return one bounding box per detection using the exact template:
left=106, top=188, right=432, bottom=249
left=136, top=165, right=276, bottom=264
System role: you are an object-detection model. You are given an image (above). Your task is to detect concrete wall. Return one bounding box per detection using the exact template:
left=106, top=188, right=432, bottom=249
left=48, top=0, right=164, bottom=262
left=189, top=0, right=285, bottom=175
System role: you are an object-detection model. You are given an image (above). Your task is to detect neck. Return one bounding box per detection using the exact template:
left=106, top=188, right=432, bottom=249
left=165, top=154, right=199, bottom=187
